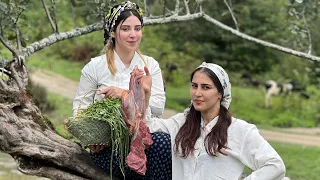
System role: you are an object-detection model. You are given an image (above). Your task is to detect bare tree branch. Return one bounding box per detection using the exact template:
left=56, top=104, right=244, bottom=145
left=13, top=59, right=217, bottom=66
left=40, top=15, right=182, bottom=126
left=15, top=26, right=22, bottom=50
left=146, top=12, right=204, bottom=25
left=183, top=0, right=190, bottom=14
left=51, top=0, right=59, bottom=33
left=41, top=0, right=57, bottom=32
left=203, top=13, right=320, bottom=62
left=223, top=0, right=239, bottom=31
left=0, top=35, right=18, bottom=57
left=301, top=6, right=312, bottom=54
left=175, top=0, right=180, bottom=15
left=143, top=0, right=150, bottom=17
left=21, top=22, right=103, bottom=59
left=196, top=0, right=203, bottom=12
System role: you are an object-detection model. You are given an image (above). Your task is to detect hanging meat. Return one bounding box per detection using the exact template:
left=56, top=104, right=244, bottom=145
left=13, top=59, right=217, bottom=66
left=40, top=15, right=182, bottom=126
left=121, top=69, right=153, bottom=175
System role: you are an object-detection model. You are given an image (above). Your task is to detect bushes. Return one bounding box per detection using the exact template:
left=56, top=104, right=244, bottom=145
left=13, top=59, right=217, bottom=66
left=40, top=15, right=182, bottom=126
left=27, top=78, right=55, bottom=112
left=70, top=44, right=98, bottom=62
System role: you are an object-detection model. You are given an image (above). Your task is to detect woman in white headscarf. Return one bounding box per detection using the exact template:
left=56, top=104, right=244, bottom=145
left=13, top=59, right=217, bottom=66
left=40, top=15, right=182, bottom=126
left=138, top=62, right=286, bottom=180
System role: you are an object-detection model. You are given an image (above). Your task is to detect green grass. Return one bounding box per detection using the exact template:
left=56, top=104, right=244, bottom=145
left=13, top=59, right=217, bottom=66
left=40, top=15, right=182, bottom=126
left=243, top=142, right=320, bottom=180
left=27, top=51, right=84, bottom=81
left=271, top=142, right=320, bottom=180
left=165, top=83, right=191, bottom=111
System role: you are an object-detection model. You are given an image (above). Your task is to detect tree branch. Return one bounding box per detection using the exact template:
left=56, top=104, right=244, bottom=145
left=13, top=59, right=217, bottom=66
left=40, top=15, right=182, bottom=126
left=21, top=22, right=103, bottom=59
left=9, top=61, right=24, bottom=90
left=51, top=0, right=59, bottom=33
left=41, top=0, right=57, bottom=33
left=196, top=0, right=203, bottom=13
left=301, top=6, right=312, bottom=54
left=146, top=12, right=204, bottom=25
left=0, top=35, right=18, bottom=57
left=203, top=13, right=320, bottom=62
left=143, top=0, right=149, bottom=17
left=15, top=26, right=22, bottom=50
left=183, top=0, right=190, bottom=14
left=174, top=0, right=180, bottom=15
left=223, top=0, right=239, bottom=31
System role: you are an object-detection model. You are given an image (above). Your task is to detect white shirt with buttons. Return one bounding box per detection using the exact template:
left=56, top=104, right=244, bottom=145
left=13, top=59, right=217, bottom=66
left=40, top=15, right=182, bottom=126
left=147, top=113, right=286, bottom=180
left=73, top=51, right=165, bottom=116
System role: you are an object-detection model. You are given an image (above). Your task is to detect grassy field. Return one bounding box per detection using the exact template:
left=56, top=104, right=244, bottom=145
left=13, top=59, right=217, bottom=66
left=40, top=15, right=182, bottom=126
left=27, top=52, right=85, bottom=81
left=272, top=142, right=320, bottom=180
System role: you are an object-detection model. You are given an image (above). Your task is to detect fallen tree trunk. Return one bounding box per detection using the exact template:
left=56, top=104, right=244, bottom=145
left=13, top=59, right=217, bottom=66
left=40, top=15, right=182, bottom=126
left=0, top=61, right=116, bottom=180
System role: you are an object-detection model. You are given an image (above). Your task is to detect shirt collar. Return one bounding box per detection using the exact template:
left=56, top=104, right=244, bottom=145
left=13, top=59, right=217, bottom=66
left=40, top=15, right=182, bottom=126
left=114, top=51, right=142, bottom=72
left=200, top=116, right=219, bottom=132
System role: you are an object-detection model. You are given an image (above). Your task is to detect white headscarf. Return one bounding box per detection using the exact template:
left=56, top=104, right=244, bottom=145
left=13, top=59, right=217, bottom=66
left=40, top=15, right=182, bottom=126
left=196, top=62, right=232, bottom=109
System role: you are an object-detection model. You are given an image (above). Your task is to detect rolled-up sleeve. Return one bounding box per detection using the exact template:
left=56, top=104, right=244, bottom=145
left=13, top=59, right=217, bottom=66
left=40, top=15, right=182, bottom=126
left=241, top=126, right=286, bottom=180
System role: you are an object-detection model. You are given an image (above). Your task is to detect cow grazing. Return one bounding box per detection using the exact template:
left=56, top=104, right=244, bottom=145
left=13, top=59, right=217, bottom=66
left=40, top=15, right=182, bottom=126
left=264, top=80, right=310, bottom=108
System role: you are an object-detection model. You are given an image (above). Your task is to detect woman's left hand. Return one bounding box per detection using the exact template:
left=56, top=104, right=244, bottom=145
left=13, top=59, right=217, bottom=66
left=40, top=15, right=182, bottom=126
left=133, top=66, right=152, bottom=97
left=97, top=86, right=124, bottom=99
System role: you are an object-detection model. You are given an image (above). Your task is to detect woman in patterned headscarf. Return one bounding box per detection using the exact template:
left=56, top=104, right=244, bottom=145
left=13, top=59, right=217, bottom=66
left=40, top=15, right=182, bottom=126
left=135, top=62, right=286, bottom=180
left=73, top=1, right=171, bottom=179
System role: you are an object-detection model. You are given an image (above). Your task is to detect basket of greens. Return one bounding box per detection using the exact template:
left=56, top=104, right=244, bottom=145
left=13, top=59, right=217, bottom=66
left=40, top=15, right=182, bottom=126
left=65, top=97, right=130, bottom=153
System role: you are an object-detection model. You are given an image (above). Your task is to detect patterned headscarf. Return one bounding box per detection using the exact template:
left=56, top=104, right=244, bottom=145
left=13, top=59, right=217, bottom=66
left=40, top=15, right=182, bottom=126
left=104, top=1, right=143, bottom=45
left=196, top=62, right=232, bottom=109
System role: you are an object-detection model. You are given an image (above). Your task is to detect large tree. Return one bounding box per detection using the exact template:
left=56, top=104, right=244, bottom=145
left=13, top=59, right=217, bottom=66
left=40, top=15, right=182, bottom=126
left=0, top=0, right=318, bottom=179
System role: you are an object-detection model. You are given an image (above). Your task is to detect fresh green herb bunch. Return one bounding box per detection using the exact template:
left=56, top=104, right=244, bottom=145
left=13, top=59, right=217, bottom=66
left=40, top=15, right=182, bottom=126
left=65, top=98, right=130, bottom=177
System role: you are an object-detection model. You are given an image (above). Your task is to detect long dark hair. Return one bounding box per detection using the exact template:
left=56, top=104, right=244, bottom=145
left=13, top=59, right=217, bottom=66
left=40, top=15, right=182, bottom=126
left=174, top=67, right=232, bottom=158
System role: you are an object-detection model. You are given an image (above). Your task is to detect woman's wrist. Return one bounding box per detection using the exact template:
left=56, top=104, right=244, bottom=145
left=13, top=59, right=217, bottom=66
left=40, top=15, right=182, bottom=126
left=145, top=94, right=150, bottom=110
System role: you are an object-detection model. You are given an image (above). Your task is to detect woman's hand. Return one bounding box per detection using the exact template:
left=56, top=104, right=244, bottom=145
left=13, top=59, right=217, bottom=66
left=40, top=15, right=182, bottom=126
left=97, top=86, right=124, bottom=99
left=89, top=145, right=105, bottom=153
left=133, top=66, right=152, bottom=102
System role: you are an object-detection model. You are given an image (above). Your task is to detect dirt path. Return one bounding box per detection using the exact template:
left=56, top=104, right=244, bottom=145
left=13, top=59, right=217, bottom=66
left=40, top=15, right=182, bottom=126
left=30, top=69, right=320, bottom=147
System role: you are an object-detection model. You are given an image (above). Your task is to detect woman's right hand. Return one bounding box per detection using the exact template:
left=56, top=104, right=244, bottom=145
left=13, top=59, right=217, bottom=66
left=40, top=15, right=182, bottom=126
left=89, top=145, right=105, bottom=153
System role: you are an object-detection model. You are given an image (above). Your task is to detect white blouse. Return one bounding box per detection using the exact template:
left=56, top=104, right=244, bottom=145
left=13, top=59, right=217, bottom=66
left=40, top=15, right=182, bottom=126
left=147, top=113, right=286, bottom=180
left=73, top=51, right=165, bottom=116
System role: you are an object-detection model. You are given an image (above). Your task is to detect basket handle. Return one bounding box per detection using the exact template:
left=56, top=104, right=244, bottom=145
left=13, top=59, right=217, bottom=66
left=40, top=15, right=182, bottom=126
left=77, top=88, right=101, bottom=115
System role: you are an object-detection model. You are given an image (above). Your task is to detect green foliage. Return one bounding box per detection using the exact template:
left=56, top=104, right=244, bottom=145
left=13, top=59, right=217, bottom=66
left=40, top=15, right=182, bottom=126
left=27, top=78, right=55, bottom=112
left=165, top=83, right=191, bottom=110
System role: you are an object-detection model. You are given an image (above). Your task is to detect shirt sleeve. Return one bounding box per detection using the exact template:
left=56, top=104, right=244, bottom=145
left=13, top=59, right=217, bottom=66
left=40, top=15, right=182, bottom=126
left=146, top=112, right=185, bottom=134
left=241, top=126, right=286, bottom=180
left=72, top=60, right=98, bottom=116
left=148, top=57, right=166, bottom=116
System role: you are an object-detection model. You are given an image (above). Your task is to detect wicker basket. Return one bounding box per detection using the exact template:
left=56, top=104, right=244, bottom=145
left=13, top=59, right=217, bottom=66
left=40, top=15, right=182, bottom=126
left=64, top=116, right=112, bottom=147
left=64, top=89, right=114, bottom=148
